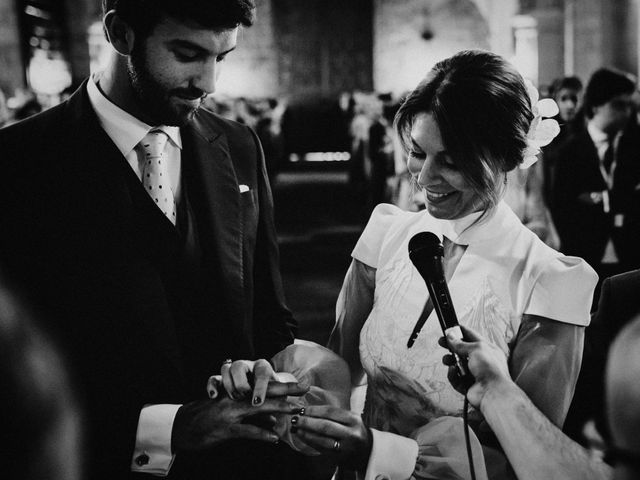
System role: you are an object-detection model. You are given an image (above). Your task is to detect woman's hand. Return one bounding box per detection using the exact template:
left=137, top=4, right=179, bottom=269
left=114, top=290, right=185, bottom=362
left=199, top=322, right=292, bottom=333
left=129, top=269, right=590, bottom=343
left=220, top=359, right=276, bottom=404
left=210, top=358, right=308, bottom=406
left=290, top=405, right=373, bottom=472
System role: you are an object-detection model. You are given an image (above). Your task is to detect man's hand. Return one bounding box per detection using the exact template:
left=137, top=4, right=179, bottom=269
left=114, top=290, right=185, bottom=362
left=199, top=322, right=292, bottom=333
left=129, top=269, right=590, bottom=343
left=171, top=396, right=301, bottom=453
left=440, top=325, right=512, bottom=409
left=216, top=358, right=309, bottom=406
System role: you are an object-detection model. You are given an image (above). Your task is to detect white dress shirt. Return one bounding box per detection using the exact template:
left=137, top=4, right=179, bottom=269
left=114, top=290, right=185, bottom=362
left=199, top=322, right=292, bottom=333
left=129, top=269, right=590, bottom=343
left=587, top=121, right=620, bottom=263
left=86, top=76, right=182, bottom=476
left=587, top=121, right=620, bottom=191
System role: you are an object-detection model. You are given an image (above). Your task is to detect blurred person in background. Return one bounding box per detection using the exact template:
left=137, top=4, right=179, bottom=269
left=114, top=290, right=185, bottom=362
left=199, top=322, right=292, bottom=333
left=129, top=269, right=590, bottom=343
left=255, top=97, right=286, bottom=184
left=0, top=88, right=10, bottom=127
left=366, top=93, right=394, bottom=210
left=337, top=91, right=356, bottom=155
left=565, top=268, right=640, bottom=448
left=12, top=97, right=43, bottom=122
left=0, top=271, right=84, bottom=480
left=347, top=91, right=374, bottom=203
left=553, top=76, right=584, bottom=129
left=552, top=68, right=640, bottom=284
left=502, top=78, right=561, bottom=248
left=2, top=88, right=43, bottom=126
left=543, top=76, right=584, bottom=211
left=604, top=313, right=640, bottom=480
left=232, top=96, right=258, bottom=127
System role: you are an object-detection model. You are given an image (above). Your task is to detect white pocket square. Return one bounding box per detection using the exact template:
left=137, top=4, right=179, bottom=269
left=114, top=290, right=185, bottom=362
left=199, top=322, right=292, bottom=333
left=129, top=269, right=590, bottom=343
left=239, top=184, right=250, bottom=193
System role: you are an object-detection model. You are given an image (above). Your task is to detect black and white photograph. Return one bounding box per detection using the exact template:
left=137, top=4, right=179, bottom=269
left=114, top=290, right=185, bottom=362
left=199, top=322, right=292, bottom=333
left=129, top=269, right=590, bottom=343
left=0, top=1, right=639, bottom=479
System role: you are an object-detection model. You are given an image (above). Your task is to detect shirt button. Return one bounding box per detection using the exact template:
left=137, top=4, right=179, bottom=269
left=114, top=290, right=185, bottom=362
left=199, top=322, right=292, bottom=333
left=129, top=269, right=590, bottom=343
left=135, top=453, right=150, bottom=466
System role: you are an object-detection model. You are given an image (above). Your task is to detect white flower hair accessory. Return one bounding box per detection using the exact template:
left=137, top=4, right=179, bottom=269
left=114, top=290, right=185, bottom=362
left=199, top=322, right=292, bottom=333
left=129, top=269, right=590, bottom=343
left=521, top=79, right=561, bottom=169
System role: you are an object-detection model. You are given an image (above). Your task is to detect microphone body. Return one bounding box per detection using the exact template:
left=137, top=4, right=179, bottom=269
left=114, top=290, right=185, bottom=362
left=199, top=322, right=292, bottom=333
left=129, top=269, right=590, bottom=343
left=407, top=232, right=472, bottom=385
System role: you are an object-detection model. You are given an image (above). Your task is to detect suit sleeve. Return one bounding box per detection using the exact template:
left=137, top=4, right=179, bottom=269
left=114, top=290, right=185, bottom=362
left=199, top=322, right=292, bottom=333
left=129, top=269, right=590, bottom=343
left=249, top=126, right=296, bottom=358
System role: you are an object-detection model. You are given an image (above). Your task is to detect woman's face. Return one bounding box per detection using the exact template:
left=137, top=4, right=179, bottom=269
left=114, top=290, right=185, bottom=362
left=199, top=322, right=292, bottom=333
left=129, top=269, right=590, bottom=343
left=555, top=87, right=581, bottom=122
left=407, top=112, right=486, bottom=220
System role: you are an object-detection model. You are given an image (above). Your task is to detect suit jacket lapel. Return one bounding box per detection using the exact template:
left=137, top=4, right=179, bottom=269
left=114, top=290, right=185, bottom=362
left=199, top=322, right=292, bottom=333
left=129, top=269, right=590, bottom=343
left=576, top=131, right=607, bottom=190
left=181, top=114, right=246, bottom=329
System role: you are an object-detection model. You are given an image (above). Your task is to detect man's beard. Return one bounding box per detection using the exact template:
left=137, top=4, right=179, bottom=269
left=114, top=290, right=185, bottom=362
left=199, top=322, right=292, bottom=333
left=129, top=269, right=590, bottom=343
left=128, top=44, right=202, bottom=126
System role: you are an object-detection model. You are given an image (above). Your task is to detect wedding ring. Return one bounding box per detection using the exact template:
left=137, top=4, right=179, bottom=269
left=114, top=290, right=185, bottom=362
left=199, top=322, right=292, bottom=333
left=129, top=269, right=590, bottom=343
left=332, top=440, right=341, bottom=452
left=222, top=358, right=233, bottom=366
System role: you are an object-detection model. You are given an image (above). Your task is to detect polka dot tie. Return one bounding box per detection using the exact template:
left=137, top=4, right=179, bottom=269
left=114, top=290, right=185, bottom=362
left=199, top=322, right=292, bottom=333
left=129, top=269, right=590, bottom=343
left=141, top=130, right=176, bottom=225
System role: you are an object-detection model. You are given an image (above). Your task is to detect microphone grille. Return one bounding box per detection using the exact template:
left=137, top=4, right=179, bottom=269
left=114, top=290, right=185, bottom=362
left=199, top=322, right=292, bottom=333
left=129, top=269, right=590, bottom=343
left=408, top=232, right=443, bottom=257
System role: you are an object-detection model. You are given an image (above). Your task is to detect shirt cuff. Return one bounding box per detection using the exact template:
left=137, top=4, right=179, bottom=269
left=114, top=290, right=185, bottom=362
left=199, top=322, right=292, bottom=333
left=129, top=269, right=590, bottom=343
left=364, top=428, right=419, bottom=480
left=131, top=404, right=181, bottom=476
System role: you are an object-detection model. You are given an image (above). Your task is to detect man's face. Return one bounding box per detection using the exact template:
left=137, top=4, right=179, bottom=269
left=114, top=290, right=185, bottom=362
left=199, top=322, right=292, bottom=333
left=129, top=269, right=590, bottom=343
left=554, top=87, right=581, bottom=122
left=128, top=16, right=238, bottom=126
left=592, top=93, right=634, bottom=135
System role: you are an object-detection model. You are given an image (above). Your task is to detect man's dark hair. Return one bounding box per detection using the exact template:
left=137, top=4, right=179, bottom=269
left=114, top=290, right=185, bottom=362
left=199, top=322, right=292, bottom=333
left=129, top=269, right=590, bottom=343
left=583, top=67, right=636, bottom=118
left=550, top=75, right=583, bottom=97
left=102, top=0, right=255, bottom=39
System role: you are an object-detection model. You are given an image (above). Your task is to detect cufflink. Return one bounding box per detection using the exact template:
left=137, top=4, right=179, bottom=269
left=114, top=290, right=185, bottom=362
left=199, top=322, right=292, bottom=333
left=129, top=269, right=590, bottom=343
left=239, top=184, right=250, bottom=193
left=590, top=192, right=603, bottom=204
left=135, top=453, right=150, bottom=466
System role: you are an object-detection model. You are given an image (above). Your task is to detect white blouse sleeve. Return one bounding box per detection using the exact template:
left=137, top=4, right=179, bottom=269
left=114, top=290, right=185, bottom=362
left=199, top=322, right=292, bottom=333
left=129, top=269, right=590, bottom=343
left=364, top=417, right=489, bottom=480
left=525, top=255, right=598, bottom=326
left=352, top=203, right=405, bottom=268
left=328, top=203, right=405, bottom=387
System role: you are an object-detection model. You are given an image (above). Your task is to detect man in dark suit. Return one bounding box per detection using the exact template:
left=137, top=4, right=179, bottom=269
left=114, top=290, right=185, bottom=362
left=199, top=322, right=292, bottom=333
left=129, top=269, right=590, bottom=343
left=551, top=68, right=640, bottom=279
left=0, top=1, right=307, bottom=478
left=564, top=269, right=640, bottom=446
left=541, top=75, right=584, bottom=210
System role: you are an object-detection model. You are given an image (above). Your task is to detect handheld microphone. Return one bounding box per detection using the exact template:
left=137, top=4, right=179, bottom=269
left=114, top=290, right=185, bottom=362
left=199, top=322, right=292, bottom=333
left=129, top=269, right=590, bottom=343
left=407, top=232, right=472, bottom=385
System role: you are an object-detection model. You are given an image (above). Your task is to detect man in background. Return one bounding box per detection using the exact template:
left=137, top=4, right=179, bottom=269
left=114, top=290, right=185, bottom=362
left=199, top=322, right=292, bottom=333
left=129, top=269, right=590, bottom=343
left=565, top=269, right=640, bottom=446
left=552, top=68, right=639, bottom=280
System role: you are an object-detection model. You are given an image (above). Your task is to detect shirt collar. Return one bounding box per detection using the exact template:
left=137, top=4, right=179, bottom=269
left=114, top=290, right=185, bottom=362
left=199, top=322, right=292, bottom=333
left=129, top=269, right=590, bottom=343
left=428, top=201, right=518, bottom=246
left=437, top=211, right=483, bottom=245
left=86, top=74, right=182, bottom=157
left=587, top=120, right=610, bottom=146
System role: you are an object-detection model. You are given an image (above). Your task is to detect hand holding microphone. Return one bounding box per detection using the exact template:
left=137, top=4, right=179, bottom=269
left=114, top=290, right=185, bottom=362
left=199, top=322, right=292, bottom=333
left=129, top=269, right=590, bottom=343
left=439, top=325, right=512, bottom=410
left=407, top=231, right=474, bottom=389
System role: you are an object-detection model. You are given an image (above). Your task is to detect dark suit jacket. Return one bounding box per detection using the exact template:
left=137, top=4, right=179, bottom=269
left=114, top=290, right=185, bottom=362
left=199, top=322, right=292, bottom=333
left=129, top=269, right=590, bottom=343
left=564, top=269, right=640, bottom=444
left=552, top=128, right=640, bottom=271
left=0, top=83, right=296, bottom=478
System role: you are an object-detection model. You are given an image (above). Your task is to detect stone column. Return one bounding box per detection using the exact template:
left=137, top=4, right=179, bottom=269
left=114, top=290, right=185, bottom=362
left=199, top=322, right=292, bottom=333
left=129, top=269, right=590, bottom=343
left=531, top=4, right=564, bottom=87
left=0, top=0, right=26, bottom=95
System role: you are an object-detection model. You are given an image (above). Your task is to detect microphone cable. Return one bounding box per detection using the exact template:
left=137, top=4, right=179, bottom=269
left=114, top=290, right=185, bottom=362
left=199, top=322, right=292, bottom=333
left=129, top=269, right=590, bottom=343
left=463, top=395, right=477, bottom=480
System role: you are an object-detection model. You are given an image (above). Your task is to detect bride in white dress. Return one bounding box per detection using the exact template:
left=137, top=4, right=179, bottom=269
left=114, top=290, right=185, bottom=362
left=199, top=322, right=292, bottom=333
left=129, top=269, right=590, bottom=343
left=289, top=50, right=597, bottom=480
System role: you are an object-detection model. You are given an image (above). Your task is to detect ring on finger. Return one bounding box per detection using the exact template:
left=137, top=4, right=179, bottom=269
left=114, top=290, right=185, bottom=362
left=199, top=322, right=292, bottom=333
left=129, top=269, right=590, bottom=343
left=332, top=440, right=341, bottom=452
left=222, top=358, right=233, bottom=367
